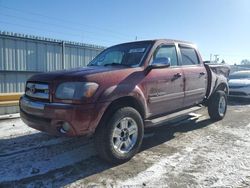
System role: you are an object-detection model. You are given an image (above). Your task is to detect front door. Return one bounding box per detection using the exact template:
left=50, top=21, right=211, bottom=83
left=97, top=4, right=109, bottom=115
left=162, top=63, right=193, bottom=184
left=144, top=44, right=184, bottom=117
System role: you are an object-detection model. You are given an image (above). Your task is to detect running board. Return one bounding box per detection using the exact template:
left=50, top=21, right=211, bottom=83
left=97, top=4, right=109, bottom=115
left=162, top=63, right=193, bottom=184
left=145, top=106, right=203, bottom=127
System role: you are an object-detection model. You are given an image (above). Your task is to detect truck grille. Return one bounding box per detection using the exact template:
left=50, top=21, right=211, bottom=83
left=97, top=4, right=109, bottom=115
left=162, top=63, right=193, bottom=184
left=25, top=82, right=50, bottom=101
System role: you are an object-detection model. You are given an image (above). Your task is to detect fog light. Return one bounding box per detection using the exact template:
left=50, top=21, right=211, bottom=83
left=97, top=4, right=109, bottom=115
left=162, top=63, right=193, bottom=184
left=59, top=122, right=70, bottom=134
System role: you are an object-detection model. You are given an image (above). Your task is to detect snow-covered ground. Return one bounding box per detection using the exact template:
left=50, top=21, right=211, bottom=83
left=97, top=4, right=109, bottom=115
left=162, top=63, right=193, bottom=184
left=1, top=101, right=250, bottom=187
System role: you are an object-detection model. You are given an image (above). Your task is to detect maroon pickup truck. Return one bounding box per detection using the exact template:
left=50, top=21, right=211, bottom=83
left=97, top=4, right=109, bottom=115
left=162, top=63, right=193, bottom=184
left=20, top=39, right=229, bottom=163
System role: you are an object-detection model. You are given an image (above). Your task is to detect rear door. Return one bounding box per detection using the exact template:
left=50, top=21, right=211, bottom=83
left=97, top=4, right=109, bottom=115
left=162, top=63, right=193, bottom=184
left=179, top=45, right=207, bottom=107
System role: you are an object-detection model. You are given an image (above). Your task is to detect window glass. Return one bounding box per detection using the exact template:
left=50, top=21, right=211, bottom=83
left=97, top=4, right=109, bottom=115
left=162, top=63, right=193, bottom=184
left=153, top=45, right=178, bottom=66
left=88, top=41, right=152, bottom=67
left=101, top=51, right=124, bottom=65
left=180, top=47, right=199, bottom=65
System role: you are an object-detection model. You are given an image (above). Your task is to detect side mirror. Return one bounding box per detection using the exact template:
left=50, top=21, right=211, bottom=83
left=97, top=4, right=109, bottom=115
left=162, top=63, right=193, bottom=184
left=147, top=57, right=170, bottom=71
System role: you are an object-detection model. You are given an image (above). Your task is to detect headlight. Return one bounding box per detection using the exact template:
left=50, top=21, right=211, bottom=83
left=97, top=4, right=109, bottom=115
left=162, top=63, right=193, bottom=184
left=55, top=82, right=98, bottom=100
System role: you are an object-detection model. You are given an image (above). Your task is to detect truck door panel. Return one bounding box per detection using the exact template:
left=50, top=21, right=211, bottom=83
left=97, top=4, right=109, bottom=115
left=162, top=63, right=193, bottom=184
left=143, top=45, right=184, bottom=116
left=179, top=46, right=207, bottom=107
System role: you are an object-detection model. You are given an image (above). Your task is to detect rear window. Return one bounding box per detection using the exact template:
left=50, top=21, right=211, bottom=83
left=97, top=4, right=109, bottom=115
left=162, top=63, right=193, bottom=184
left=180, top=47, right=199, bottom=65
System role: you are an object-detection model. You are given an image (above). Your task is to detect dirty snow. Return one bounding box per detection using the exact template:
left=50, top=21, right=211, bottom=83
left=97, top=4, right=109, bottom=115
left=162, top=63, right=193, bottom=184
left=0, top=101, right=250, bottom=187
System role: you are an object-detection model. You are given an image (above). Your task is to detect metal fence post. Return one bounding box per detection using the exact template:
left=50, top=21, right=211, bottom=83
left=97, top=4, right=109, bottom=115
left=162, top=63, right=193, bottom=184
left=62, top=41, right=65, bottom=69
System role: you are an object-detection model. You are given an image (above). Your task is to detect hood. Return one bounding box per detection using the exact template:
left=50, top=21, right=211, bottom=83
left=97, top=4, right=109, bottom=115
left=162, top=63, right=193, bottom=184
left=228, top=79, right=250, bottom=87
left=28, top=66, right=124, bottom=82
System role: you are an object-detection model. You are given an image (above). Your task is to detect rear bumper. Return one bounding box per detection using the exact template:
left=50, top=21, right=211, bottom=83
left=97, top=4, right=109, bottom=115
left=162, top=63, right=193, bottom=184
left=19, top=95, right=108, bottom=136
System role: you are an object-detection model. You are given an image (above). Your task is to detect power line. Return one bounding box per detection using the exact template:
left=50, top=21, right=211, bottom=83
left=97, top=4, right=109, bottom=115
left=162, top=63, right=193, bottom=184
left=0, top=12, right=130, bottom=41
left=0, top=5, right=137, bottom=39
left=0, top=20, right=121, bottom=45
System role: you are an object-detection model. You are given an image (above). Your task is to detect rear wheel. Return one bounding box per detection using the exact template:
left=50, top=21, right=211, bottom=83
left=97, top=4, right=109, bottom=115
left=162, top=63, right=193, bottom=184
left=208, top=90, right=227, bottom=120
left=94, top=107, right=144, bottom=164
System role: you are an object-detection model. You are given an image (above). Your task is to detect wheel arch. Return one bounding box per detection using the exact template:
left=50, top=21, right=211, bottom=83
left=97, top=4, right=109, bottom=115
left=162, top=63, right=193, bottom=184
left=93, top=95, right=146, bottom=133
left=215, top=82, right=229, bottom=95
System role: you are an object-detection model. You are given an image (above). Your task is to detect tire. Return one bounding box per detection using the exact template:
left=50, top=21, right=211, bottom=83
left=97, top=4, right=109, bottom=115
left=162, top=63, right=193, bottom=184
left=208, top=90, right=227, bottom=120
left=94, top=107, right=144, bottom=164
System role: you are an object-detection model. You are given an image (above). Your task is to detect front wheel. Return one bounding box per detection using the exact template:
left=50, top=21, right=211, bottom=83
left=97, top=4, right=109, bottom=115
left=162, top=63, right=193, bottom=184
left=208, top=90, right=227, bottom=120
left=94, top=107, right=144, bottom=164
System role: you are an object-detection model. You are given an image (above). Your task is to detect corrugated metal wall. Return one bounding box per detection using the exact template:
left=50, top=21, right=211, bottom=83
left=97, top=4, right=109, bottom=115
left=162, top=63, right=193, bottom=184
left=0, top=31, right=105, bottom=115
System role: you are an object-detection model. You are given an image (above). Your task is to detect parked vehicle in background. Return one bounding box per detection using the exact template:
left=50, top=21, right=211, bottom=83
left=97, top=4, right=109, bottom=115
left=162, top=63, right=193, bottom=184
left=229, top=71, right=250, bottom=99
left=20, top=39, right=229, bottom=164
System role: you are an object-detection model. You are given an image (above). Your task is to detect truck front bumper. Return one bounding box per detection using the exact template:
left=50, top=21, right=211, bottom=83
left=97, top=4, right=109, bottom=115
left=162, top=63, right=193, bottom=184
left=19, top=95, right=106, bottom=136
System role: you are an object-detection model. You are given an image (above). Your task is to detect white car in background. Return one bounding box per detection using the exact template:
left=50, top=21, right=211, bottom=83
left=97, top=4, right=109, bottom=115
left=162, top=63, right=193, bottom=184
left=229, top=71, right=250, bottom=99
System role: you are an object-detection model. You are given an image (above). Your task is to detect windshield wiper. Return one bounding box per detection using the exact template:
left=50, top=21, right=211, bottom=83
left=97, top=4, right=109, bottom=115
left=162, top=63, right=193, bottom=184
left=104, top=63, right=130, bottom=67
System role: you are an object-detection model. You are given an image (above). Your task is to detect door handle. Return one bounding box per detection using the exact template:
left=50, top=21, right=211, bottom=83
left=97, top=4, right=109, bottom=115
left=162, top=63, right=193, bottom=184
left=172, top=73, right=182, bottom=81
left=200, top=72, right=205, bottom=76
left=174, top=73, right=182, bottom=78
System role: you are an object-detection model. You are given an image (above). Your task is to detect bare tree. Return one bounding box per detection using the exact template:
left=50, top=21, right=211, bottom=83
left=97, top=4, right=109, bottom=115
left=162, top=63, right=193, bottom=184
left=241, top=59, right=250, bottom=65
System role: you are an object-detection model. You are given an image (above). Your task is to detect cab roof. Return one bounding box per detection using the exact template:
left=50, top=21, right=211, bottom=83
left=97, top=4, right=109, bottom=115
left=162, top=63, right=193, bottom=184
left=116, top=39, right=195, bottom=47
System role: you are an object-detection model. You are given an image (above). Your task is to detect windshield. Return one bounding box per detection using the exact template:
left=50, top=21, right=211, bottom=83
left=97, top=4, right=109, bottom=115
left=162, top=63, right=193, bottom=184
left=88, top=41, right=152, bottom=67
left=229, top=72, right=250, bottom=79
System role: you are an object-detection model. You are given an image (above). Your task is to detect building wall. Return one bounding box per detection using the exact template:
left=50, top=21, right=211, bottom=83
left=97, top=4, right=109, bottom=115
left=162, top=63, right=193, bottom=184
left=0, top=31, right=105, bottom=115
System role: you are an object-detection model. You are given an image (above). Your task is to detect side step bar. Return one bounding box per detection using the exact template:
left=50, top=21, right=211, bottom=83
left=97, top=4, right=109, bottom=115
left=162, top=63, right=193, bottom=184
left=145, top=106, right=203, bottom=127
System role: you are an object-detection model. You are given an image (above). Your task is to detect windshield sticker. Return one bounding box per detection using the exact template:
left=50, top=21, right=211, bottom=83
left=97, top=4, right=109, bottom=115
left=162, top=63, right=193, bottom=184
left=129, top=48, right=145, bottom=53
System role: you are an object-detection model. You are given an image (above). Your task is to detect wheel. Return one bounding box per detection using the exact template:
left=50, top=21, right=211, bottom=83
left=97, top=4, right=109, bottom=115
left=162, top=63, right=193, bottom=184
left=94, top=107, right=144, bottom=164
left=208, top=90, right=227, bottom=120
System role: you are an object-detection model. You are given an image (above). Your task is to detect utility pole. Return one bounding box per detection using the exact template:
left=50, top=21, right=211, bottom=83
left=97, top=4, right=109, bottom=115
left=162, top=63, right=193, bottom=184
left=135, top=36, right=138, bottom=41
left=214, top=54, right=219, bottom=63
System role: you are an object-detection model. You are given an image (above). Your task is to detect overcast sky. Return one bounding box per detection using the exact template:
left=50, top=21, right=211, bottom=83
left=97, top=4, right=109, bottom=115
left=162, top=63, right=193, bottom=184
left=0, top=0, right=249, bottom=64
